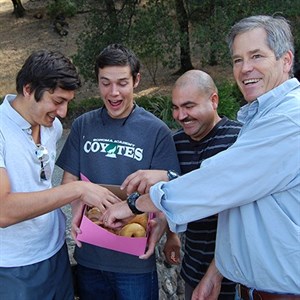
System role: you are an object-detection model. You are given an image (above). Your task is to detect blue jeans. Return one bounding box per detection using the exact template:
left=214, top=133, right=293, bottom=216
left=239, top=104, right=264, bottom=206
left=77, top=264, right=159, bottom=300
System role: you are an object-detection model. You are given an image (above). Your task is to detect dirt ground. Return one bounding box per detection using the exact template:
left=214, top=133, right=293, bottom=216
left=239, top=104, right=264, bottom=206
left=0, top=0, right=232, bottom=101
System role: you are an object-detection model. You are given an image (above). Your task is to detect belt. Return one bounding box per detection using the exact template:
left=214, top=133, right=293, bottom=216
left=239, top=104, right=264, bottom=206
left=237, top=284, right=300, bottom=300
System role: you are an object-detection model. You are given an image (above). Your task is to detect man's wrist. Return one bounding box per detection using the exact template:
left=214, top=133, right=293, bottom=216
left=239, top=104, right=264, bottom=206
left=127, top=192, right=144, bottom=215
left=167, top=170, right=180, bottom=181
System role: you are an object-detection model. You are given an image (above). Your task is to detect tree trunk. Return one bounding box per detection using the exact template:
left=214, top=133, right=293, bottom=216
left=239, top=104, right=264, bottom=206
left=11, top=0, right=25, bottom=18
left=104, top=0, right=119, bottom=31
left=174, top=0, right=194, bottom=74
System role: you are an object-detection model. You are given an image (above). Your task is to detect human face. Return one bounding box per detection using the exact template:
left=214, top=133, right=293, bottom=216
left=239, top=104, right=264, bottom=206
left=97, top=65, right=140, bottom=119
left=25, top=86, right=74, bottom=128
left=232, top=28, right=292, bottom=102
left=172, top=84, right=220, bottom=141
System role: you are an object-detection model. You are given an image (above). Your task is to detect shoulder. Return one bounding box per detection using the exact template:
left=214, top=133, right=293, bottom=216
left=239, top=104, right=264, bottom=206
left=52, top=118, right=63, bottom=140
left=134, top=106, right=170, bottom=129
left=173, top=128, right=187, bottom=141
left=71, top=108, right=103, bottom=128
left=220, top=117, right=242, bottom=130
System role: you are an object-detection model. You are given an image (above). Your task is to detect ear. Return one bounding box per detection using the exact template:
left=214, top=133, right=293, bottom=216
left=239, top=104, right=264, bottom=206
left=210, top=92, right=219, bottom=110
left=283, top=50, right=293, bottom=74
left=133, top=73, right=141, bottom=88
left=23, top=84, right=32, bottom=97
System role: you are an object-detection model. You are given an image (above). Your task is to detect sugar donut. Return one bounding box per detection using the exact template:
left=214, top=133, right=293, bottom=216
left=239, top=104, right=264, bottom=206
left=119, top=222, right=146, bottom=237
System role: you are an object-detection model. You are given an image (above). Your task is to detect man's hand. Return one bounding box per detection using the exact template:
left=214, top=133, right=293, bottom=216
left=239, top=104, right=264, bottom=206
left=101, top=200, right=135, bottom=229
left=103, top=193, right=160, bottom=231
left=139, top=212, right=168, bottom=259
left=163, top=231, right=181, bottom=265
left=71, top=200, right=85, bottom=247
left=191, top=259, right=223, bottom=300
left=77, top=181, right=122, bottom=210
left=121, top=170, right=168, bottom=195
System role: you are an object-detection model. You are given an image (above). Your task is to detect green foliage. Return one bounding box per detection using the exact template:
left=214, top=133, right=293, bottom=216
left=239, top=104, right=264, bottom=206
left=136, top=95, right=180, bottom=129
left=129, top=1, right=179, bottom=84
left=73, top=0, right=300, bottom=83
left=73, top=1, right=140, bottom=81
left=47, top=0, right=77, bottom=18
left=216, top=81, right=243, bottom=120
left=61, top=97, right=103, bottom=128
left=189, top=0, right=300, bottom=67
left=73, top=0, right=179, bottom=84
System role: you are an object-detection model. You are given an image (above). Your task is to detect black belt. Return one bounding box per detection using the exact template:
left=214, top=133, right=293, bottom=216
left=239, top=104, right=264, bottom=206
left=237, top=284, right=300, bottom=300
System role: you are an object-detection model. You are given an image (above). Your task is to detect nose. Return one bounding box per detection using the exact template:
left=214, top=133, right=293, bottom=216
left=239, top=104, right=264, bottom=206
left=56, top=102, right=68, bottom=118
left=174, top=108, right=187, bottom=121
left=241, top=59, right=253, bottom=73
left=110, top=83, right=120, bottom=96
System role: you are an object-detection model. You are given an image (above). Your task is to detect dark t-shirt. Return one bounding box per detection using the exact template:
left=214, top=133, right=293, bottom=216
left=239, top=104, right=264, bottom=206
left=56, top=105, right=180, bottom=273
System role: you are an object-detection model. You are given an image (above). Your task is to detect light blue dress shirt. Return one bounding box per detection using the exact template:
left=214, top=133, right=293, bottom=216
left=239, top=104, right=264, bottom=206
left=150, top=78, right=300, bottom=293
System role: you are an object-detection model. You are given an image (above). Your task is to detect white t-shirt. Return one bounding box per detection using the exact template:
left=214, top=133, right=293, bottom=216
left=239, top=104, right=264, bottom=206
left=0, top=94, right=65, bottom=267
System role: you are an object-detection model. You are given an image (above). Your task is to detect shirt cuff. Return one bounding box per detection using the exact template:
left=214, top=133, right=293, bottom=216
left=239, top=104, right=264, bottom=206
left=149, top=181, right=187, bottom=233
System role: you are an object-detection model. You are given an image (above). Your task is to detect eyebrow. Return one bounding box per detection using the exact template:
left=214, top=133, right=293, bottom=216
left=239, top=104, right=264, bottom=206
left=173, top=100, right=195, bottom=107
left=99, top=76, right=130, bottom=81
left=232, top=48, right=261, bottom=59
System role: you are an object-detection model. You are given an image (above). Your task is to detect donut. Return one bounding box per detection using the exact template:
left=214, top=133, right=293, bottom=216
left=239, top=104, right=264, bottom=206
left=86, top=207, right=102, bottom=224
left=118, top=222, right=146, bottom=237
left=127, top=213, right=148, bottom=229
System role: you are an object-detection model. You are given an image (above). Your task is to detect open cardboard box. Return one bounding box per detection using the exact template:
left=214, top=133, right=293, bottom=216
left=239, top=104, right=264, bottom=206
left=77, top=174, right=151, bottom=256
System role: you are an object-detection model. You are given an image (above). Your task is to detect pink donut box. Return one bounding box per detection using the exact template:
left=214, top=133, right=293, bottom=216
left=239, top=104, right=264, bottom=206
left=77, top=173, right=152, bottom=256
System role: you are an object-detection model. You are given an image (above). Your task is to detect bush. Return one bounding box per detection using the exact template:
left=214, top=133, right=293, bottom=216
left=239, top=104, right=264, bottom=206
left=60, top=97, right=103, bottom=128
left=136, top=95, right=179, bottom=129
left=217, top=81, right=243, bottom=120
left=47, top=0, right=77, bottom=19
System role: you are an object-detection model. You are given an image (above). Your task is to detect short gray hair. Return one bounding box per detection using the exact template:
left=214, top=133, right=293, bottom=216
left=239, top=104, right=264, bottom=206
left=226, top=15, right=294, bottom=75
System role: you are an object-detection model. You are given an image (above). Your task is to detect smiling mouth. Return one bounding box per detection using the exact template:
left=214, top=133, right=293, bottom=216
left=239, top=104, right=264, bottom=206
left=181, top=119, right=194, bottom=126
left=243, top=78, right=260, bottom=85
left=109, top=100, right=122, bottom=107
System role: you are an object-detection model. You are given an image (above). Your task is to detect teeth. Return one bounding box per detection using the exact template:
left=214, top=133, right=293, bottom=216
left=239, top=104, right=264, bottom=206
left=183, top=121, right=193, bottom=125
left=243, top=79, right=259, bottom=85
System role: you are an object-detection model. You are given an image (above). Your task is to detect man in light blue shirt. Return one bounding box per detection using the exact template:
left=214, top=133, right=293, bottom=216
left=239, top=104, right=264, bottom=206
left=103, top=15, right=300, bottom=299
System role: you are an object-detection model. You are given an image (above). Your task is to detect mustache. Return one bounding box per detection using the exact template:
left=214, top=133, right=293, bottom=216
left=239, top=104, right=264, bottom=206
left=180, top=117, right=193, bottom=122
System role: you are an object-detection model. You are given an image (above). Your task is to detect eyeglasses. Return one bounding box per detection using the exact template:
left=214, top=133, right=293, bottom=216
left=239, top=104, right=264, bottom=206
left=35, top=144, right=50, bottom=181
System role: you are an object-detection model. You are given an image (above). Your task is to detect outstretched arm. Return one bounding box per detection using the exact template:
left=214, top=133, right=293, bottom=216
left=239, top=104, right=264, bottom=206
left=0, top=168, right=121, bottom=228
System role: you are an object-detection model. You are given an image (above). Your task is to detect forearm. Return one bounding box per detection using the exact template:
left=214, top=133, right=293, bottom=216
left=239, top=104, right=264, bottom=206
left=135, top=193, right=160, bottom=213
left=0, top=182, right=84, bottom=227
left=206, top=259, right=223, bottom=283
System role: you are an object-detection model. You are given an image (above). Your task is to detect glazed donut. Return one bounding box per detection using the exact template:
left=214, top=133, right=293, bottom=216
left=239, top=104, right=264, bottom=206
left=119, top=222, right=146, bottom=237
left=86, top=207, right=102, bottom=224
left=127, top=213, right=148, bottom=229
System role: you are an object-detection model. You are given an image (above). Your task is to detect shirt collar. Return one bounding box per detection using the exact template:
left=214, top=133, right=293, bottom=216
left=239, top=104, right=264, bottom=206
left=2, top=94, right=32, bottom=132
left=101, top=103, right=137, bottom=126
left=237, top=78, right=299, bottom=124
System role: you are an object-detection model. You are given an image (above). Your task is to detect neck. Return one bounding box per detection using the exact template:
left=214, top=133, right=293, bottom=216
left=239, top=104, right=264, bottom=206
left=11, top=96, right=41, bottom=144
